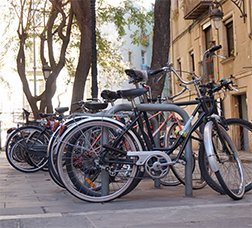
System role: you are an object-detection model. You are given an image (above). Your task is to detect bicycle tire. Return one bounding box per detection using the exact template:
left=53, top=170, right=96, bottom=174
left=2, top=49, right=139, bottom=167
left=199, top=118, right=252, bottom=193
left=47, top=116, right=88, bottom=188
left=203, top=120, right=245, bottom=200
left=5, top=125, right=50, bottom=173
left=161, top=122, right=207, bottom=189
left=47, top=129, right=66, bottom=188
left=159, top=122, right=181, bottom=186
left=56, top=117, right=143, bottom=202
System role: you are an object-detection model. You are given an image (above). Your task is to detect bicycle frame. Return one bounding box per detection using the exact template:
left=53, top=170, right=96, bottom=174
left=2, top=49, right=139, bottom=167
left=101, top=91, right=224, bottom=169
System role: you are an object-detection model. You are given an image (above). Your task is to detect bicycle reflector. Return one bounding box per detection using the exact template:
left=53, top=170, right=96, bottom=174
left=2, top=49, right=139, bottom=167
left=59, top=125, right=68, bottom=136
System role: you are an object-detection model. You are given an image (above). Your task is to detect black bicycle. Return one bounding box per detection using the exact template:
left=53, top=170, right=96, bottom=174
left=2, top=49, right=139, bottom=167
left=5, top=107, right=68, bottom=172
left=54, top=46, right=245, bottom=202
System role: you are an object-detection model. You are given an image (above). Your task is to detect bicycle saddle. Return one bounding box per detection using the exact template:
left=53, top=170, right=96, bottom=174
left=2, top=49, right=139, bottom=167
left=55, top=107, right=69, bottom=114
left=125, top=69, right=148, bottom=83
left=101, top=90, right=121, bottom=101
left=118, top=88, right=148, bottom=99
left=84, top=101, right=108, bottom=111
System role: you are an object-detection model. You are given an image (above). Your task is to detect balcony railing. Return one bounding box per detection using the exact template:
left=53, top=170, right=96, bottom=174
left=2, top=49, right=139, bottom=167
left=184, top=0, right=212, bottom=20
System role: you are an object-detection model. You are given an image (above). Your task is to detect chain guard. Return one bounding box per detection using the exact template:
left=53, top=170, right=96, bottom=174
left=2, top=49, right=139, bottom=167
left=145, top=154, right=171, bottom=179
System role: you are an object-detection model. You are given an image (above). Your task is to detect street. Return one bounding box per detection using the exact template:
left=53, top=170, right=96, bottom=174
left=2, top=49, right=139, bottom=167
left=0, top=152, right=252, bottom=228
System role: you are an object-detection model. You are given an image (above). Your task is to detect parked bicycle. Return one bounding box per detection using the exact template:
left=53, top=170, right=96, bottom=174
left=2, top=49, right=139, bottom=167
left=53, top=45, right=246, bottom=202
left=5, top=107, right=68, bottom=172
left=47, top=99, right=111, bottom=188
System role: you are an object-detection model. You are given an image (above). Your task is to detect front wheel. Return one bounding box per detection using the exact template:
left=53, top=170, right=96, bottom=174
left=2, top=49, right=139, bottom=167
left=203, top=120, right=245, bottom=200
left=199, top=118, right=252, bottom=194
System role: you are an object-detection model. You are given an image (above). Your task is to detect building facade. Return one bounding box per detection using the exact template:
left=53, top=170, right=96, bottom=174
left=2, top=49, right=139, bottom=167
left=170, top=0, right=252, bottom=122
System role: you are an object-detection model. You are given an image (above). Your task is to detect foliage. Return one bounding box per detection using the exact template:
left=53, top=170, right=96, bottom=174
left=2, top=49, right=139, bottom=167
left=97, top=0, right=153, bottom=44
left=8, top=0, right=73, bottom=117
left=3, top=0, right=154, bottom=116
left=94, top=0, right=154, bottom=89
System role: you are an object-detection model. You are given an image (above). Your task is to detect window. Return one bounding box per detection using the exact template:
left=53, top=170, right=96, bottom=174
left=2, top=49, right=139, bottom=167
left=204, top=25, right=212, bottom=50
left=175, top=58, right=182, bottom=93
left=141, top=50, right=146, bottom=65
left=225, top=20, right=234, bottom=57
left=189, top=51, right=195, bottom=72
left=203, top=24, right=214, bottom=82
left=177, top=58, right=182, bottom=75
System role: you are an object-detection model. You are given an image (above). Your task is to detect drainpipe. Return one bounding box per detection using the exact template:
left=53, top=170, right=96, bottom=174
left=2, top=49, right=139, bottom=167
left=248, top=0, right=252, bottom=39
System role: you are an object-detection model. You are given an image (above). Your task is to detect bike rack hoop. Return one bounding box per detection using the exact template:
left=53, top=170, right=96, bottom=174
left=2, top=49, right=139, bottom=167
left=106, top=103, right=193, bottom=197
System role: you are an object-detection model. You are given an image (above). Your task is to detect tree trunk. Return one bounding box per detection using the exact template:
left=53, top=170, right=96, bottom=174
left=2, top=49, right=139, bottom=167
left=70, top=0, right=92, bottom=113
left=148, top=0, right=171, bottom=98
left=15, top=0, right=73, bottom=118
left=17, top=34, right=40, bottom=119
left=43, top=0, right=73, bottom=113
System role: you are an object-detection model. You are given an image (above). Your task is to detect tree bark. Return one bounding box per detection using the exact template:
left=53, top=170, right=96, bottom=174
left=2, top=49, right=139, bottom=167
left=15, top=0, right=73, bottom=118
left=17, top=35, right=40, bottom=118
left=70, top=0, right=92, bottom=113
left=148, top=0, right=171, bottom=98
left=43, top=0, right=73, bottom=113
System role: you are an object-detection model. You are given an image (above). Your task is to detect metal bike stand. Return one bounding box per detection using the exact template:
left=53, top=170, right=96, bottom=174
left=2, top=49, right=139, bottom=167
left=101, top=125, right=110, bottom=196
left=106, top=103, right=193, bottom=197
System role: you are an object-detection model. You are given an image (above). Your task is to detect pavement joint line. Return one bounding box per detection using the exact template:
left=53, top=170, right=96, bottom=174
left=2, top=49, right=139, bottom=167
left=70, top=201, right=252, bottom=216
left=0, top=213, right=62, bottom=221
left=0, top=201, right=251, bottom=221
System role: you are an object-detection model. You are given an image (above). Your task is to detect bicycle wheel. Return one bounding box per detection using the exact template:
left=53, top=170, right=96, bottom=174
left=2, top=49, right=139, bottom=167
left=47, top=129, right=66, bottom=188
left=47, top=116, right=88, bottom=188
left=226, top=118, right=252, bottom=192
left=199, top=118, right=252, bottom=193
left=56, top=117, right=143, bottom=202
left=161, top=122, right=206, bottom=189
left=203, top=120, right=245, bottom=200
left=5, top=125, right=50, bottom=173
left=160, top=122, right=182, bottom=186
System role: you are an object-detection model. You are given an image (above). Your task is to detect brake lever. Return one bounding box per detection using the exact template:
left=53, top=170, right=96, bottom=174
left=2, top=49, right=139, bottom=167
left=221, top=78, right=239, bottom=92
left=214, top=53, right=226, bottom=60
left=228, top=84, right=239, bottom=92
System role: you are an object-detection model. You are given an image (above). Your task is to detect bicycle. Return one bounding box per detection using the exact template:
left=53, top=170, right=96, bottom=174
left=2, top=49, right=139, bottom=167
left=125, top=60, right=250, bottom=192
left=47, top=97, right=116, bottom=188
left=125, top=68, right=206, bottom=189
left=5, top=107, right=68, bottom=172
left=54, top=46, right=245, bottom=202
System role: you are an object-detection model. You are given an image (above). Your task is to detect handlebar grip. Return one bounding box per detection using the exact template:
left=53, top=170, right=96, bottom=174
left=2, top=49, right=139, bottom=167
left=148, top=68, right=165, bottom=76
left=207, top=45, right=222, bottom=53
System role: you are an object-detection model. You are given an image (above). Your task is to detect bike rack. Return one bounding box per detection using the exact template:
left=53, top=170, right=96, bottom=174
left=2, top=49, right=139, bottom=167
left=106, top=103, right=193, bottom=197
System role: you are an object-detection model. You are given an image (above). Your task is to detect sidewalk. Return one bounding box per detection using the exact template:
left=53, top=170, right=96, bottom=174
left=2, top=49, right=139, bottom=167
left=1, top=151, right=252, bottom=228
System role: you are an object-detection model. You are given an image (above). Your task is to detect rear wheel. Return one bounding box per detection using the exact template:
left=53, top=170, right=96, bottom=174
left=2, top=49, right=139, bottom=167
left=48, top=116, right=87, bottom=188
left=56, top=118, right=143, bottom=202
left=5, top=126, right=50, bottom=173
left=161, top=122, right=206, bottom=189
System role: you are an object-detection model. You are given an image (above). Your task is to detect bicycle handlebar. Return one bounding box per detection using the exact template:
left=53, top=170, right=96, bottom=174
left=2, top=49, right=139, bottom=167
left=146, top=45, right=223, bottom=85
left=204, top=45, right=222, bottom=55
left=146, top=65, right=197, bottom=85
left=168, top=84, right=188, bottom=100
left=125, top=45, right=233, bottom=98
left=148, top=68, right=167, bottom=76
left=199, top=77, right=238, bottom=96
left=211, top=78, right=237, bottom=93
